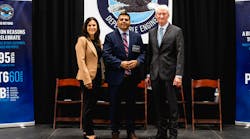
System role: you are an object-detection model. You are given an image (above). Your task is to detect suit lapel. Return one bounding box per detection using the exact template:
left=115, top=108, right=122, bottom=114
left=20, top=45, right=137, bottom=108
left=87, top=39, right=97, bottom=57
left=159, top=24, right=173, bottom=49
left=128, top=31, right=134, bottom=54
left=162, top=24, right=172, bottom=40
left=151, top=28, right=159, bottom=49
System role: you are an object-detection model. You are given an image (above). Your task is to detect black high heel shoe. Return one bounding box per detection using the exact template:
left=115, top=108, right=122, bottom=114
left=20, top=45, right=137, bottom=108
left=83, top=134, right=97, bottom=139
left=83, top=133, right=89, bottom=139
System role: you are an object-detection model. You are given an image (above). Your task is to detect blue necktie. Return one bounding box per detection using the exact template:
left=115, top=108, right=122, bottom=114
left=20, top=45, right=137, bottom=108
left=158, top=27, right=164, bottom=47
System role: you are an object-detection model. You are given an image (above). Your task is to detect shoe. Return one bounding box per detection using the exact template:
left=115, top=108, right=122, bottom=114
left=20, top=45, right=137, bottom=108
left=83, top=134, right=89, bottom=139
left=168, top=135, right=177, bottom=139
left=87, top=135, right=96, bottom=139
left=112, top=132, right=119, bottom=139
left=169, top=128, right=177, bottom=139
left=155, top=133, right=168, bottom=139
left=155, top=128, right=168, bottom=139
left=128, top=132, right=138, bottom=139
left=83, top=134, right=96, bottom=139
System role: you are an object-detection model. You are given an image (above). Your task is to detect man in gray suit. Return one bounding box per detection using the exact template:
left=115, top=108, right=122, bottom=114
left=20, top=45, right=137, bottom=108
left=145, top=4, right=184, bottom=139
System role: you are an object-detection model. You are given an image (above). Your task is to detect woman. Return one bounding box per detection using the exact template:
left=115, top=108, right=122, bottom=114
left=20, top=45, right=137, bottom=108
left=75, top=17, right=103, bottom=139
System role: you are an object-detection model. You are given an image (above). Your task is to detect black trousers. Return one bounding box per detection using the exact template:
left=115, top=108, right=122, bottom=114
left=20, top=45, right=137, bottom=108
left=109, top=76, right=138, bottom=134
left=151, top=77, right=179, bottom=136
left=81, top=69, right=102, bottom=135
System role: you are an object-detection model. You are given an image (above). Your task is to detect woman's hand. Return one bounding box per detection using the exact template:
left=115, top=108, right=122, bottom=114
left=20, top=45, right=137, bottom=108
left=85, top=83, right=93, bottom=89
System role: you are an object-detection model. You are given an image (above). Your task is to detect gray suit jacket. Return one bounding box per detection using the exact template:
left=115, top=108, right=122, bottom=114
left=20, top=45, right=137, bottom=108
left=146, top=24, right=184, bottom=81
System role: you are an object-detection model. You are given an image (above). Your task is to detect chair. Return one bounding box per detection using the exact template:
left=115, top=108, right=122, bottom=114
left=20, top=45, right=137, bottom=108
left=165, top=86, right=187, bottom=129
left=178, top=86, right=188, bottom=129
left=53, top=78, right=83, bottom=129
left=136, top=80, right=148, bottom=129
left=191, top=79, right=222, bottom=131
left=93, top=80, right=148, bottom=129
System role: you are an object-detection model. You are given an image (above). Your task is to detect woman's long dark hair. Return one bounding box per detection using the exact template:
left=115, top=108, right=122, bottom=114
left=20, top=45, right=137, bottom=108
left=82, top=17, right=101, bottom=47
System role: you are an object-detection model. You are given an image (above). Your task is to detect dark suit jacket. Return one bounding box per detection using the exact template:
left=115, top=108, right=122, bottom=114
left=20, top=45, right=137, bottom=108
left=146, top=24, right=184, bottom=81
left=103, top=29, right=145, bottom=85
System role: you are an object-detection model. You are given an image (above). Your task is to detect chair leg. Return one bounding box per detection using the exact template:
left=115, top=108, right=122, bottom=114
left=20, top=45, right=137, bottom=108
left=192, top=102, right=195, bottom=131
left=144, top=87, right=148, bottom=130
left=191, top=85, right=195, bottom=131
left=53, top=120, right=56, bottom=129
left=180, top=87, right=187, bottom=129
left=80, top=93, right=84, bottom=130
left=219, top=95, right=222, bottom=131
left=80, top=103, right=83, bottom=129
left=53, top=103, right=57, bottom=129
left=192, top=119, right=195, bottom=131
left=182, top=103, right=188, bottom=129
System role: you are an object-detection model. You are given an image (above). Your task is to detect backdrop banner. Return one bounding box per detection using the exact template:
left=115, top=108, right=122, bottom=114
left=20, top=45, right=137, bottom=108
left=84, top=0, right=172, bottom=44
left=0, top=0, right=34, bottom=128
left=235, top=0, right=250, bottom=125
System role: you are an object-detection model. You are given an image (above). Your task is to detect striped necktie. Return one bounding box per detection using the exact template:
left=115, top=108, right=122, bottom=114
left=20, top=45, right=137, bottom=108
left=122, top=33, right=129, bottom=56
left=122, top=32, right=131, bottom=75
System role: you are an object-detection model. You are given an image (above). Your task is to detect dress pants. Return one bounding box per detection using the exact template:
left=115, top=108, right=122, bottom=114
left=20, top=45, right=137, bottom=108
left=151, top=77, right=179, bottom=137
left=81, top=68, right=102, bottom=135
left=109, top=76, right=137, bottom=134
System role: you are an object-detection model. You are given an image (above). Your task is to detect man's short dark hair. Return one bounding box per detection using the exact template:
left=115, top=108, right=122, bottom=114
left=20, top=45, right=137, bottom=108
left=118, top=11, right=130, bottom=19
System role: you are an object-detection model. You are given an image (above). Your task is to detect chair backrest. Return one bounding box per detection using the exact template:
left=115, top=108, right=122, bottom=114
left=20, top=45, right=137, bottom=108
left=137, top=80, right=145, bottom=89
left=55, top=78, right=82, bottom=100
left=56, top=78, right=81, bottom=87
left=192, top=79, right=220, bottom=89
left=101, top=80, right=146, bottom=88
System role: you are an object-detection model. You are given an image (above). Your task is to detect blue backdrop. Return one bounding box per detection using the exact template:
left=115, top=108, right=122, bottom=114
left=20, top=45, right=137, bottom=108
left=0, top=0, right=34, bottom=127
left=235, top=0, right=250, bottom=125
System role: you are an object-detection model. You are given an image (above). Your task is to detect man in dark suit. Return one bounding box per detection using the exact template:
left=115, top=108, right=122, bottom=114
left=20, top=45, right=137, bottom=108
left=103, top=12, right=145, bottom=139
left=145, top=4, right=184, bottom=139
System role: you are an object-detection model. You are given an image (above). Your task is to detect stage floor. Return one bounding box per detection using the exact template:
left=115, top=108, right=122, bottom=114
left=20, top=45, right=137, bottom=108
left=0, top=124, right=249, bottom=139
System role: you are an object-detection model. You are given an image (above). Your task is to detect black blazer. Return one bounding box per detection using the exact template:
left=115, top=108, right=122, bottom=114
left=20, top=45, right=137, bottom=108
left=146, top=24, right=184, bottom=81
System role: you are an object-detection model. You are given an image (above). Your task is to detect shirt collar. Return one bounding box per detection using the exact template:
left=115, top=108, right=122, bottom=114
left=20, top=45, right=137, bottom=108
left=118, top=28, right=129, bottom=36
left=158, top=22, right=169, bottom=30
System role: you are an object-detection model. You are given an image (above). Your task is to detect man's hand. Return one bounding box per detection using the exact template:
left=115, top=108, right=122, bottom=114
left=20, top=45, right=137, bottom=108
left=120, top=61, right=130, bottom=69
left=145, top=76, right=151, bottom=88
left=173, top=76, right=182, bottom=88
left=121, top=60, right=138, bottom=69
left=127, top=60, right=138, bottom=69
